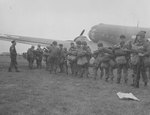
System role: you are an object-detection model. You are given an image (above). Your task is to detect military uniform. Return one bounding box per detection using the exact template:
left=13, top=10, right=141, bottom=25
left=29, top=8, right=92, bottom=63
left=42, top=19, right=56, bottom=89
left=81, top=41, right=91, bottom=78
left=143, top=41, right=150, bottom=80
left=93, top=43, right=104, bottom=79
left=8, top=41, right=19, bottom=72
left=76, top=41, right=83, bottom=77
left=63, top=48, right=68, bottom=74
left=68, top=43, right=77, bottom=75
left=93, top=42, right=114, bottom=81
left=114, top=35, right=129, bottom=84
left=35, top=45, right=43, bottom=69
left=27, top=46, right=35, bottom=69
left=130, top=31, right=148, bottom=88
left=58, top=44, right=66, bottom=73
left=48, top=41, right=59, bottom=74
left=43, top=47, right=49, bottom=70
left=76, top=40, right=90, bottom=77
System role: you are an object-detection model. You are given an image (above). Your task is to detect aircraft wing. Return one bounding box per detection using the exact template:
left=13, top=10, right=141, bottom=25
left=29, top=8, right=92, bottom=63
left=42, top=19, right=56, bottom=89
left=0, top=33, right=111, bottom=52
left=0, top=34, right=72, bottom=48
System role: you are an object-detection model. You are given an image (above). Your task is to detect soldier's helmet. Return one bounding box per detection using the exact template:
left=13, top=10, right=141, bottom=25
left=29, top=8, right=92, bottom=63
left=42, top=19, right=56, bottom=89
left=76, top=40, right=81, bottom=45
left=59, top=44, right=63, bottom=47
left=31, top=46, right=34, bottom=48
left=97, top=42, right=103, bottom=47
left=38, top=44, right=41, bottom=47
left=82, top=41, right=87, bottom=45
left=52, top=41, right=57, bottom=45
left=11, top=40, right=16, bottom=43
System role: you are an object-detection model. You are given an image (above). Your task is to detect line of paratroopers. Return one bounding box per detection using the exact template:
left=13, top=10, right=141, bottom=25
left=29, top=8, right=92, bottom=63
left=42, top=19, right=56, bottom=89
left=24, top=31, right=150, bottom=88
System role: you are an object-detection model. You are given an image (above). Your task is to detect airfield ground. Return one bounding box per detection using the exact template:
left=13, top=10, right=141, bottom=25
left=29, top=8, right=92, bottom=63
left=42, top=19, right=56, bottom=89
left=0, top=56, right=150, bottom=115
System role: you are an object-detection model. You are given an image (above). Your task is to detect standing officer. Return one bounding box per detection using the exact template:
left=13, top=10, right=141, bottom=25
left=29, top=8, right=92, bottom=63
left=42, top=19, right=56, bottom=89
left=8, top=40, right=20, bottom=72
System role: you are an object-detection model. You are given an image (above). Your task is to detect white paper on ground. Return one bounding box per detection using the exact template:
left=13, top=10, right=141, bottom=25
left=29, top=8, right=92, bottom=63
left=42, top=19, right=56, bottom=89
left=117, top=92, right=140, bottom=101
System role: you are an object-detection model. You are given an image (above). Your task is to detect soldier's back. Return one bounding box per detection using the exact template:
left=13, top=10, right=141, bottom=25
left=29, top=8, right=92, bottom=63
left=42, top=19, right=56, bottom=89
left=10, top=45, right=17, bottom=57
left=49, top=45, right=59, bottom=58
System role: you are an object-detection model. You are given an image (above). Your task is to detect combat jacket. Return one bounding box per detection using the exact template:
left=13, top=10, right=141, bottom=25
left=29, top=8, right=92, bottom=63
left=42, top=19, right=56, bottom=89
left=68, top=47, right=77, bottom=56
left=10, top=45, right=17, bottom=58
left=36, top=47, right=43, bottom=58
left=27, top=48, right=35, bottom=58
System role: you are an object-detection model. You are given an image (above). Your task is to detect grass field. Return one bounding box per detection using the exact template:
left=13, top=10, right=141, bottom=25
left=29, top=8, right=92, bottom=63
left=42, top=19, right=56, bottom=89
left=0, top=55, right=150, bottom=115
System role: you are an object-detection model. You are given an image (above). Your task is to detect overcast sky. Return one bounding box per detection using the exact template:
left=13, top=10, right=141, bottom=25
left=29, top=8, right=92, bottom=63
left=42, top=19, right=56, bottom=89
left=0, top=0, right=150, bottom=53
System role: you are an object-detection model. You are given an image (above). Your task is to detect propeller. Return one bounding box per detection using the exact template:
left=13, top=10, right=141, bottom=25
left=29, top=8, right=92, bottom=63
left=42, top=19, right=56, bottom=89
left=74, top=29, right=85, bottom=42
left=80, top=29, right=85, bottom=36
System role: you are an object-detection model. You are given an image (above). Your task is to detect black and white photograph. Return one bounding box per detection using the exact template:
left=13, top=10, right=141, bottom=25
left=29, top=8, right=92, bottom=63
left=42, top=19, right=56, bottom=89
left=0, top=0, right=150, bottom=114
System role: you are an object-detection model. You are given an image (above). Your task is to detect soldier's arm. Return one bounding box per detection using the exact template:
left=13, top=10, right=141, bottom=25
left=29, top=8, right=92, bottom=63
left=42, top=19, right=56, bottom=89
left=142, top=42, right=150, bottom=56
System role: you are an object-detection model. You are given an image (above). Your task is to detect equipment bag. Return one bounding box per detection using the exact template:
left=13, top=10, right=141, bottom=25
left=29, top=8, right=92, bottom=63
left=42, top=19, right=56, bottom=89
left=130, top=54, right=140, bottom=65
left=99, top=55, right=111, bottom=62
left=109, top=59, right=116, bottom=67
left=116, top=56, right=127, bottom=64
left=77, top=56, right=88, bottom=65
left=67, top=55, right=76, bottom=61
left=100, top=62, right=109, bottom=68
left=114, top=48, right=127, bottom=56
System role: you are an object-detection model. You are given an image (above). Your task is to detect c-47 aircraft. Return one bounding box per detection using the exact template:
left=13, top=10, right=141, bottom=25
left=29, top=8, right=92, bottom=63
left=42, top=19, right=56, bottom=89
left=89, top=23, right=150, bottom=45
left=0, top=23, right=150, bottom=51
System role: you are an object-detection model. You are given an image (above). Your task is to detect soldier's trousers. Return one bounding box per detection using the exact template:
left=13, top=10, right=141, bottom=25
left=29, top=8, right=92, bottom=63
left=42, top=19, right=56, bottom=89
left=146, top=67, right=150, bottom=79
left=101, top=66, right=113, bottom=82
left=45, top=57, right=49, bottom=70
left=9, top=57, right=18, bottom=71
left=49, top=57, right=58, bottom=74
left=59, top=62, right=64, bottom=73
left=93, top=65, right=100, bottom=79
left=93, top=65, right=105, bottom=79
left=36, top=57, right=42, bottom=69
left=27, top=57, right=34, bottom=69
left=78, top=63, right=89, bottom=78
left=99, top=62, right=114, bottom=81
left=70, top=61, right=77, bottom=75
left=117, top=64, right=128, bottom=84
left=132, top=63, right=148, bottom=88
